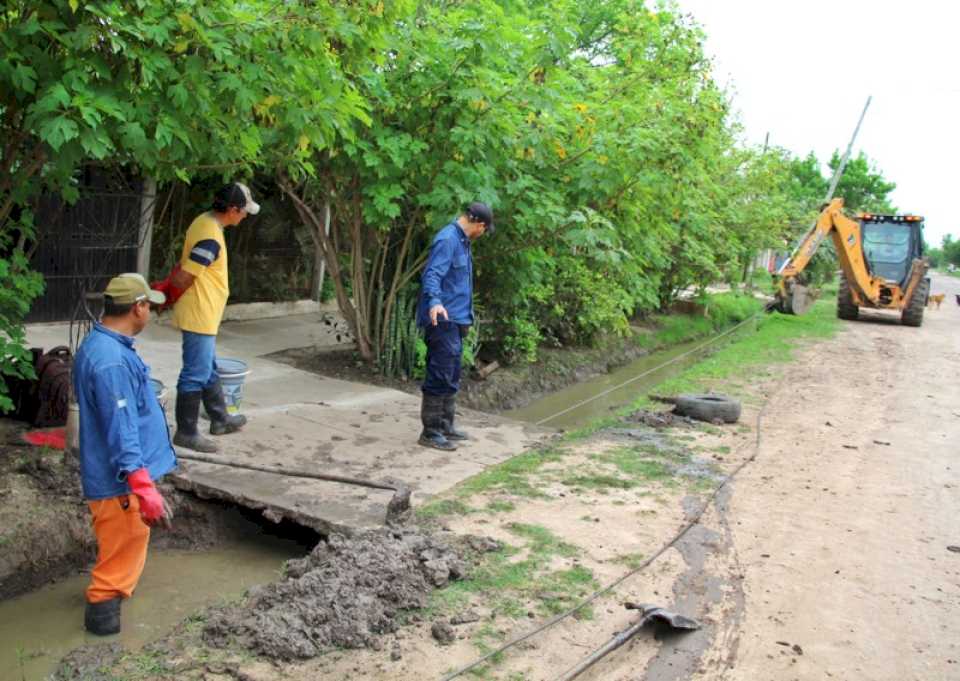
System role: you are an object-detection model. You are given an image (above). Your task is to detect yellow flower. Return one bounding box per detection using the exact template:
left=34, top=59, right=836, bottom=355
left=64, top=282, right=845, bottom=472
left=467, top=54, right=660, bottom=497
left=554, top=141, right=567, bottom=159
left=573, top=103, right=588, bottom=114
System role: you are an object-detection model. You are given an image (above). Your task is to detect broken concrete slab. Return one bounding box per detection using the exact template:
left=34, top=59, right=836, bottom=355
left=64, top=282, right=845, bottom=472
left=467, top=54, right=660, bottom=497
left=170, top=401, right=547, bottom=532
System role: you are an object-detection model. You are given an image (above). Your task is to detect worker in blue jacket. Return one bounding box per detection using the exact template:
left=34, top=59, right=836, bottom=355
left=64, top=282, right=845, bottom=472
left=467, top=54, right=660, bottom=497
left=72, top=273, right=176, bottom=636
left=416, top=202, right=495, bottom=450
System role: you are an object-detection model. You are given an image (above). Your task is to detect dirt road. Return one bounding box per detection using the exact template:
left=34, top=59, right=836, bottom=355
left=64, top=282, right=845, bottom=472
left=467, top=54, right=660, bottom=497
left=642, top=272, right=960, bottom=681
left=702, top=272, right=960, bottom=681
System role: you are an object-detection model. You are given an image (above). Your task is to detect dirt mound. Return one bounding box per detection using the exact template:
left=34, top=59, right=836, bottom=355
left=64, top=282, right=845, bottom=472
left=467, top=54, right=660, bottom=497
left=202, top=527, right=466, bottom=660
left=52, top=643, right=123, bottom=681
left=625, top=408, right=695, bottom=428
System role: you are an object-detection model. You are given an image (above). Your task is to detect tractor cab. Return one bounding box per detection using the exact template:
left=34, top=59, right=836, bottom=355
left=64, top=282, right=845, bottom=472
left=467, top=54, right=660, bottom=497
left=859, top=214, right=924, bottom=286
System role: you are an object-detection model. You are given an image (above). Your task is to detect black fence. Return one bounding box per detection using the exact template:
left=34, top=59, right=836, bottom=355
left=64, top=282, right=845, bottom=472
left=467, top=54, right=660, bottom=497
left=26, top=172, right=317, bottom=323
left=28, top=169, right=146, bottom=323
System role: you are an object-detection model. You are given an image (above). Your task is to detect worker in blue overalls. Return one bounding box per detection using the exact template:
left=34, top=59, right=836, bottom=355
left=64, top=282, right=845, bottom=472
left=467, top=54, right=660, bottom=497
left=415, top=202, right=495, bottom=450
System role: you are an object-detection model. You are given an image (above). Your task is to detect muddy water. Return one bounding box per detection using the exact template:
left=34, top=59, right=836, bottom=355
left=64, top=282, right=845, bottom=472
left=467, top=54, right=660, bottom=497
left=507, top=323, right=754, bottom=430
left=0, top=535, right=301, bottom=681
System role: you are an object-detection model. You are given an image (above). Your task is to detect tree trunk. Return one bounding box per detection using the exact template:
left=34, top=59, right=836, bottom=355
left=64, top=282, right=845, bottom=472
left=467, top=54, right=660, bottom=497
left=278, top=177, right=375, bottom=361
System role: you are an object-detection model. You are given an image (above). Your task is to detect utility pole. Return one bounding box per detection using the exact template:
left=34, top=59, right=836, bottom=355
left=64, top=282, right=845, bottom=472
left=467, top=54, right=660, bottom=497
left=778, top=95, right=872, bottom=276
left=824, top=96, right=872, bottom=203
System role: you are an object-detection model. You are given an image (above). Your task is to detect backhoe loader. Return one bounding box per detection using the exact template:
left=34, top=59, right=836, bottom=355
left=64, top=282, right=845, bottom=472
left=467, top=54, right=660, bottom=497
left=774, top=198, right=929, bottom=326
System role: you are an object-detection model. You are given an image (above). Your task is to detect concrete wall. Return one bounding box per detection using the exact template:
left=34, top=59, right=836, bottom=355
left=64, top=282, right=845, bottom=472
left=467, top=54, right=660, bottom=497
left=219, top=299, right=340, bottom=322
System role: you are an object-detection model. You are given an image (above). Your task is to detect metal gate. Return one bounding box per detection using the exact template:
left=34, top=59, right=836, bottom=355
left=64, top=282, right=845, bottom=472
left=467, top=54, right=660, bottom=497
left=27, top=168, right=148, bottom=323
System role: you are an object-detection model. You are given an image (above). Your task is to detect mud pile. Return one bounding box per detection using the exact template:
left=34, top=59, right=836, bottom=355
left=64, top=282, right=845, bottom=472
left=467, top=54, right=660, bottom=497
left=625, top=408, right=695, bottom=428
left=203, top=527, right=466, bottom=660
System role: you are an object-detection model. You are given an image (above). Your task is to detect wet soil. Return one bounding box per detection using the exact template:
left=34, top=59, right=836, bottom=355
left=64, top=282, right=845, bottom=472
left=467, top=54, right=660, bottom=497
left=51, top=528, right=500, bottom=680
left=202, top=527, right=472, bottom=660
left=0, top=419, right=282, bottom=601
left=0, top=433, right=93, bottom=600
left=267, top=329, right=659, bottom=413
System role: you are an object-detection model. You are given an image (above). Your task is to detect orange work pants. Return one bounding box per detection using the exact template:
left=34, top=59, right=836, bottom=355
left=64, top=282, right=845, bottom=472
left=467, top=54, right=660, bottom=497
left=86, top=494, right=151, bottom=604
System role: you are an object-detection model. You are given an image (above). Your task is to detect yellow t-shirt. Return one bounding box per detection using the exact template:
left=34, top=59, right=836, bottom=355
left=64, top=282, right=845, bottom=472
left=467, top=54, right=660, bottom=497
left=172, top=213, right=229, bottom=335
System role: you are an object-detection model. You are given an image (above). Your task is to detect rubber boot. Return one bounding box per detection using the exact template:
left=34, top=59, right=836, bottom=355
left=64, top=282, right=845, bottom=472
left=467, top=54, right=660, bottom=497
left=84, top=598, right=121, bottom=636
left=202, top=379, right=247, bottom=436
left=418, top=394, right=457, bottom=451
left=173, top=390, right=218, bottom=452
left=441, top=395, right=469, bottom=441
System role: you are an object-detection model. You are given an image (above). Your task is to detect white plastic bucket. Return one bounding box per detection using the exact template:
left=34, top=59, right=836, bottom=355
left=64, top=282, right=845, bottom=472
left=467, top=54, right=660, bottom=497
left=216, top=358, right=250, bottom=414
left=149, top=377, right=168, bottom=413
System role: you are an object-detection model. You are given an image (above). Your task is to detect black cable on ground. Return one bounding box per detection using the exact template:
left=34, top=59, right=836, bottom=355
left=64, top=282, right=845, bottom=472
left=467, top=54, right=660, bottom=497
left=550, top=392, right=770, bottom=681
left=440, top=312, right=774, bottom=681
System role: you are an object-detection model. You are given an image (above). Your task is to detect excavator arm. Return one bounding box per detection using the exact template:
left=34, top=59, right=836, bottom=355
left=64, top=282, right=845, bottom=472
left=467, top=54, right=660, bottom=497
left=774, top=198, right=927, bottom=315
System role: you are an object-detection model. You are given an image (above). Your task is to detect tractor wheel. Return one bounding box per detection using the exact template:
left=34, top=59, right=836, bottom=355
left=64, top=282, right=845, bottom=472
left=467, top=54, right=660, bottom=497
left=837, top=275, right=859, bottom=320
left=901, top=278, right=928, bottom=327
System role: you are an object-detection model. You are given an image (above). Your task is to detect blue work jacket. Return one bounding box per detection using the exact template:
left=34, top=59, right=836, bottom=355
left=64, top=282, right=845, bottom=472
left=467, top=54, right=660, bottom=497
left=417, top=221, right=474, bottom=327
left=73, top=324, right=176, bottom=500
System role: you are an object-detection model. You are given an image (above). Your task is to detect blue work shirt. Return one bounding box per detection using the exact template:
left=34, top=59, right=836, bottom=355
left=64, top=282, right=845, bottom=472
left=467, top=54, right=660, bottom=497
left=73, top=324, right=176, bottom=500
left=417, top=221, right=474, bottom=327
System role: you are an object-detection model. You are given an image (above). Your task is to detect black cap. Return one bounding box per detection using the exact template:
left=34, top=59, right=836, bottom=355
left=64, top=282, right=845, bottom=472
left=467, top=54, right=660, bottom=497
left=466, top=201, right=495, bottom=234
left=212, top=182, right=261, bottom=215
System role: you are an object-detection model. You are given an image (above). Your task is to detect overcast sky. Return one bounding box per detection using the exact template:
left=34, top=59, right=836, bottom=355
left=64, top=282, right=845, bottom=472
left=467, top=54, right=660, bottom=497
left=676, top=0, right=960, bottom=248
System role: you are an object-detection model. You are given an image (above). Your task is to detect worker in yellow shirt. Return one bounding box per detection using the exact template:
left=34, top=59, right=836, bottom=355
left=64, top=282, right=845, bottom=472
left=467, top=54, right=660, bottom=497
left=169, top=183, right=259, bottom=452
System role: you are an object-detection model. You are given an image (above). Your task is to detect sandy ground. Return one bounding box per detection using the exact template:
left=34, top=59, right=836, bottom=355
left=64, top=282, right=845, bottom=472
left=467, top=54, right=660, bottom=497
left=698, top=274, right=960, bottom=681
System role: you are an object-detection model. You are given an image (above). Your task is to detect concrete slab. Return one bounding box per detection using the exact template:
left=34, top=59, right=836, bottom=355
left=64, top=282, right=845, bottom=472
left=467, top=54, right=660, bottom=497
left=27, top=314, right=550, bottom=533
left=173, top=403, right=546, bottom=533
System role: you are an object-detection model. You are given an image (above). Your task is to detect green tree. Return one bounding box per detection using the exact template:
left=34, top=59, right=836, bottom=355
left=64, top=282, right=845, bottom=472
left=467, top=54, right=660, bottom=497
left=941, top=234, right=960, bottom=268
left=0, top=0, right=404, bottom=406
left=830, top=151, right=897, bottom=213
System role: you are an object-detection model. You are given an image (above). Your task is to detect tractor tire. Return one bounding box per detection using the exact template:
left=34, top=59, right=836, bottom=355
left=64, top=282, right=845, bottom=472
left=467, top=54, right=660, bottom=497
left=837, top=275, right=859, bottom=321
left=673, top=394, right=741, bottom=424
left=901, top=278, right=928, bottom=327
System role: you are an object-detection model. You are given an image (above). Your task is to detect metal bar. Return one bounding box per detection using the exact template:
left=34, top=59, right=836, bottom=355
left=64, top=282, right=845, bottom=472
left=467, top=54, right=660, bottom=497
left=556, top=614, right=653, bottom=681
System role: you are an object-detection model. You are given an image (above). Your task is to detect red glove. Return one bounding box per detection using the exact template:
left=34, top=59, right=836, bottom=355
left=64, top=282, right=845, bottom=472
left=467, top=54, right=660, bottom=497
left=150, top=264, right=186, bottom=310
left=127, top=468, right=168, bottom=525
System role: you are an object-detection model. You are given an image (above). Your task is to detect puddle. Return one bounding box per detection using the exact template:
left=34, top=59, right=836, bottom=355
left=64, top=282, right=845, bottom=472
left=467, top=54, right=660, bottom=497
left=0, top=534, right=301, bottom=681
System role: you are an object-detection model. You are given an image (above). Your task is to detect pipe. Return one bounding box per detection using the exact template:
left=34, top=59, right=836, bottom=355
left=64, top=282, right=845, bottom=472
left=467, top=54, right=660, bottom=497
left=175, top=451, right=412, bottom=521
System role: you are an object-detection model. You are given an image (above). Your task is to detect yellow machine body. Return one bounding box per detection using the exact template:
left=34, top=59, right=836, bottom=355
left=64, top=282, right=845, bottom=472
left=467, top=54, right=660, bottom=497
left=775, top=199, right=928, bottom=324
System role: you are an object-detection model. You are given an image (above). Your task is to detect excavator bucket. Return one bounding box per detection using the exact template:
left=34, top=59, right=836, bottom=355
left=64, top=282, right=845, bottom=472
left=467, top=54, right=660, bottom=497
left=775, top=284, right=815, bottom=315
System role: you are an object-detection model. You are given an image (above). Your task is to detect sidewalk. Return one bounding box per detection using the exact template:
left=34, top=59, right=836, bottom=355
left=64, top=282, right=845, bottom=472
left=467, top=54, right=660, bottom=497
left=26, top=314, right=549, bottom=532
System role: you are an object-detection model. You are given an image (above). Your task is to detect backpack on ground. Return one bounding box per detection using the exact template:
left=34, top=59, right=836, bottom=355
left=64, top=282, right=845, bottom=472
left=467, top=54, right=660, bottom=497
left=33, top=346, right=73, bottom=427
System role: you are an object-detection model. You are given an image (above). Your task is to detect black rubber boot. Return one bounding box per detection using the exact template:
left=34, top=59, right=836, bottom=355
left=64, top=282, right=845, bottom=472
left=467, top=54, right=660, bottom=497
left=441, top=395, right=469, bottom=441
left=173, top=390, right=218, bottom=452
left=84, top=598, right=121, bottom=636
left=418, top=394, right=457, bottom=451
left=202, top=379, right=248, bottom=436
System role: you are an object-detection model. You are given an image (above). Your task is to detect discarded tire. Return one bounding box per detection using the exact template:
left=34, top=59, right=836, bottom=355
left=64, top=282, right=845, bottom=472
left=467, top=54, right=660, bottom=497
left=673, top=393, right=741, bottom=424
